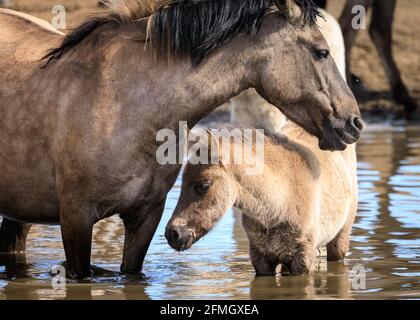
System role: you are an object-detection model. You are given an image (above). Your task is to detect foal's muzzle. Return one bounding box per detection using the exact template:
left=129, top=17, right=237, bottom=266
left=165, top=226, right=194, bottom=252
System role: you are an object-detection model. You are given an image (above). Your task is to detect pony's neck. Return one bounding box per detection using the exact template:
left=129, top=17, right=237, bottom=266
left=181, top=48, right=257, bottom=128
left=108, top=31, right=258, bottom=132
left=168, top=42, right=258, bottom=130
left=50, top=25, right=258, bottom=139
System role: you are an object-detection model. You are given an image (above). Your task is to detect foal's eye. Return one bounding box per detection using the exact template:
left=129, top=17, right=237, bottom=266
left=315, top=49, right=330, bottom=60
left=193, top=182, right=211, bottom=195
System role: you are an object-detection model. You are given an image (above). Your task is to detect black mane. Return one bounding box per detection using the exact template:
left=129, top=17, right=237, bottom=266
left=42, top=0, right=320, bottom=66
left=150, top=0, right=272, bottom=65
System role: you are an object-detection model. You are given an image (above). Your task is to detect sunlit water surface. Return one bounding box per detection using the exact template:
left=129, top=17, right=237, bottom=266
left=0, top=123, right=419, bottom=300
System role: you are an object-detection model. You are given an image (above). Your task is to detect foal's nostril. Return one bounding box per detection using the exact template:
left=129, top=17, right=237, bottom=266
left=166, top=228, right=180, bottom=242
left=352, top=116, right=365, bottom=131
left=165, top=226, right=194, bottom=251
left=171, top=229, right=180, bottom=241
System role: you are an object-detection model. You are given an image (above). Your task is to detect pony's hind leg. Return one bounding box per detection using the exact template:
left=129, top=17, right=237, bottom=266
left=327, top=210, right=356, bottom=261
left=0, top=218, right=32, bottom=254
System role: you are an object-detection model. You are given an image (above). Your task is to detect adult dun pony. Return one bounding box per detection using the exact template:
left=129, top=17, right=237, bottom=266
left=0, top=0, right=362, bottom=279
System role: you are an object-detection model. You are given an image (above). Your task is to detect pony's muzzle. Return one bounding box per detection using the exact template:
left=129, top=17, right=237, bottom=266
left=342, top=115, right=364, bottom=143
left=350, top=116, right=364, bottom=135
left=319, top=114, right=364, bottom=151
left=165, top=226, right=194, bottom=252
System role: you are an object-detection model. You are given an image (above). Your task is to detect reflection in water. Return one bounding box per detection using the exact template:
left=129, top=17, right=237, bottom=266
left=0, top=124, right=419, bottom=300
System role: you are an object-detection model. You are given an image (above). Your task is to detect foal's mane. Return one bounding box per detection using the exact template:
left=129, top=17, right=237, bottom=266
left=42, top=0, right=320, bottom=66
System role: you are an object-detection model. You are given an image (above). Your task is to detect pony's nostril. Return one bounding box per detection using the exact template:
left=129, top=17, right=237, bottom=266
left=352, top=116, right=364, bottom=131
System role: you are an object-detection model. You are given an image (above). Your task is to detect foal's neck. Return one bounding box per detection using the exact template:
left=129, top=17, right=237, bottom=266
left=234, top=143, right=290, bottom=225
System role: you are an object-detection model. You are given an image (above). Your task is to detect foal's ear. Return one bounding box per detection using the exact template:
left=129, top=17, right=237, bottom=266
left=205, top=129, right=222, bottom=163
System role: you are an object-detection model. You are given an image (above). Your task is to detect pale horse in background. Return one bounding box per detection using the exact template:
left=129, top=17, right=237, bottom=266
left=229, top=9, right=347, bottom=133
left=227, top=9, right=348, bottom=267
left=0, top=0, right=11, bottom=8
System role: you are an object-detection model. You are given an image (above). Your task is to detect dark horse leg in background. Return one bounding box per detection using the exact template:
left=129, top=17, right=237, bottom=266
left=369, top=0, right=417, bottom=114
left=316, top=0, right=417, bottom=116
left=0, top=0, right=12, bottom=8
left=338, top=0, right=373, bottom=99
left=341, top=0, right=418, bottom=115
left=313, top=0, right=327, bottom=9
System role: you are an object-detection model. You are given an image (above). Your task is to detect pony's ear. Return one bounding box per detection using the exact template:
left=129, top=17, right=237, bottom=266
left=275, top=0, right=322, bottom=26
left=273, top=0, right=290, bottom=10
left=274, top=0, right=302, bottom=21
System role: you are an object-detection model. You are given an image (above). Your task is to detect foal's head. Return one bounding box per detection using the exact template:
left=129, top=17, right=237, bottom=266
left=166, top=160, right=238, bottom=252
left=165, top=129, right=257, bottom=251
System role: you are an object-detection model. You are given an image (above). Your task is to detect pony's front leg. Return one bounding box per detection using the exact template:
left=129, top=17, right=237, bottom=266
left=0, top=218, right=32, bottom=254
left=59, top=201, right=95, bottom=279
left=249, top=243, right=278, bottom=276
left=280, top=230, right=317, bottom=276
left=120, top=200, right=165, bottom=275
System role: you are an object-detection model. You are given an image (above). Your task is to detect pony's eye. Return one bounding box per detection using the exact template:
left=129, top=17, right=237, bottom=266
left=193, top=182, right=211, bottom=195
left=315, top=49, right=330, bottom=60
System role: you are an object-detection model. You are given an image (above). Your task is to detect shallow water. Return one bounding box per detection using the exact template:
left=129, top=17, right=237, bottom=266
left=0, top=122, right=419, bottom=300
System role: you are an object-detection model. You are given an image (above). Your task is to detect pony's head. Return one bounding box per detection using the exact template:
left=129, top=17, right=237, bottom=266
left=145, top=0, right=363, bottom=150
left=253, top=0, right=363, bottom=151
